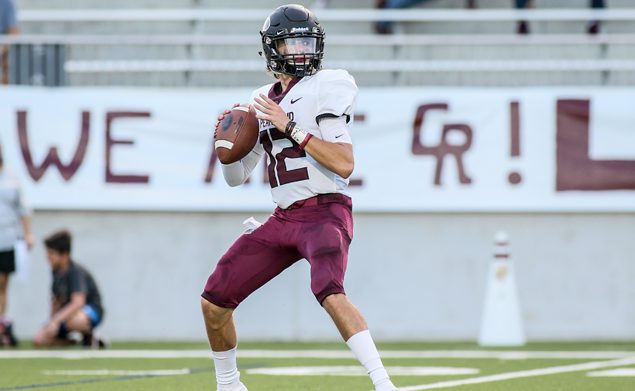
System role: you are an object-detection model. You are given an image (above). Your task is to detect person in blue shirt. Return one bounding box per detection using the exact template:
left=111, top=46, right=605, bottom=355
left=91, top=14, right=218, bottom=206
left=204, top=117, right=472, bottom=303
left=0, top=0, right=19, bottom=84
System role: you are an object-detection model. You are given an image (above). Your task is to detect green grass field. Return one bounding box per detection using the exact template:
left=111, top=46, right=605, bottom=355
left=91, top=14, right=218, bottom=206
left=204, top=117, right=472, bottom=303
left=2, top=342, right=635, bottom=390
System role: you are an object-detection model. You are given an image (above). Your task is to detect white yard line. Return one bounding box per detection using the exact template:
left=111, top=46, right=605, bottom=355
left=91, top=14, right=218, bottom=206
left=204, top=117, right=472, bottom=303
left=1, top=349, right=635, bottom=360
left=587, top=368, right=635, bottom=377
left=43, top=366, right=480, bottom=378
left=246, top=366, right=479, bottom=377
left=43, top=369, right=191, bottom=376
left=398, top=356, right=635, bottom=391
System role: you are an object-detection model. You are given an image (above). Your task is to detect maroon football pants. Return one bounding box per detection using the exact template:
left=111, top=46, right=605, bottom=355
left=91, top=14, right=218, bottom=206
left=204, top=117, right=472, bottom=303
left=202, top=194, right=353, bottom=309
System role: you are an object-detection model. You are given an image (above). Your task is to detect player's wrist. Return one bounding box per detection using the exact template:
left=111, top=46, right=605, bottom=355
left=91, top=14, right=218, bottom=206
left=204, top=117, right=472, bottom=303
left=285, top=121, right=313, bottom=148
left=284, top=120, right=296, bottom=135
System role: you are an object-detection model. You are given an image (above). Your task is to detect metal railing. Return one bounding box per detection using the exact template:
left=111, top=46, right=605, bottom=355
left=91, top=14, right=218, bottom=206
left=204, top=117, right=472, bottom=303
left=3, top=34, right=634, bottom=74
left=6, top=8, right=635, bottom=86
left=17, top=8, right=635, bottom=22
left=3, top=33, right=635, bottom=46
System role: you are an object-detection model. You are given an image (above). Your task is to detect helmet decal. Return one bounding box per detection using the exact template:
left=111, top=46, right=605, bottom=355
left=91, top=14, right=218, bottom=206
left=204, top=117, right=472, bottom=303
left=261, top=16, right=271, bottom=32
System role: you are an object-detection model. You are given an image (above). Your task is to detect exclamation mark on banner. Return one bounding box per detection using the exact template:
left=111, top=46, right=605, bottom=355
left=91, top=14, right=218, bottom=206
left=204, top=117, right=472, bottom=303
left=508, top=101, right=522, bottom=185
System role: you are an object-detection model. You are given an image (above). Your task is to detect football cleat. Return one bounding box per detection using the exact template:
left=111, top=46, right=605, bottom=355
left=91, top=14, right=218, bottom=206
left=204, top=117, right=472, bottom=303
left=218, top=382, right=248, bottom=391
left=82, top=332, right=109, bottom=349
left=0, top=322, right=18, bottom=347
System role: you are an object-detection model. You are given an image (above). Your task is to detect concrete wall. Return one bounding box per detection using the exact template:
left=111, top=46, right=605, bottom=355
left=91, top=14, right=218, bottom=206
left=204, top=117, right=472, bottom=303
left=7, top=210, right=634, bottom=342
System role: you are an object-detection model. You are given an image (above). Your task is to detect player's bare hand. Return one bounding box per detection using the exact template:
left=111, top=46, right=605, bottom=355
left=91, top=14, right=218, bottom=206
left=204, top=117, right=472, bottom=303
left=43, top=321, right=60, bottom=338
left=214, top=103, right=245, bottom=138
left=216, top=103, right=243, bottom=122
left=254, top=94, right=289, bottom=132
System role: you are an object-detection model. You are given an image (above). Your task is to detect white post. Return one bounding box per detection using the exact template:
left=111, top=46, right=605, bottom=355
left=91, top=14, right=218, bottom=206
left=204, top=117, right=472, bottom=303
left=478, top=231, right=526, bottom=346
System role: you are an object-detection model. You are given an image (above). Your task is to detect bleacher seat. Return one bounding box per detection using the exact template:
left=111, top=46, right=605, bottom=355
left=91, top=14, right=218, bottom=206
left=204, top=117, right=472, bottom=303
left=11, top=0, right=635, bottom=87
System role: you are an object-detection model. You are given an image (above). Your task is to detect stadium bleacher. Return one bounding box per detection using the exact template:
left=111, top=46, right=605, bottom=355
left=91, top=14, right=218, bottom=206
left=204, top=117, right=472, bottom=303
left=6, top=0, right=635, bottom=87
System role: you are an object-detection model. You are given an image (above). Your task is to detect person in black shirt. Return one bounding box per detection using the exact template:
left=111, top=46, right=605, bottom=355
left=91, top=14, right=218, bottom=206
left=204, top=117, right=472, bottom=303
left=33, top=230, right=106, bottom=348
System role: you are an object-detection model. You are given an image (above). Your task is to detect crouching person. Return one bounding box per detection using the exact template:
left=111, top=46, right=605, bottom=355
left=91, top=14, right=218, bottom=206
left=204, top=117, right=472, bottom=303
left=33, top=230, right=106, bottom=348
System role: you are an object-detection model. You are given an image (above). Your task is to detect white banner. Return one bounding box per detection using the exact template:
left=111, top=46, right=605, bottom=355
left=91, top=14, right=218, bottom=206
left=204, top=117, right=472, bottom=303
left=1, top=87, right=634, bottom=212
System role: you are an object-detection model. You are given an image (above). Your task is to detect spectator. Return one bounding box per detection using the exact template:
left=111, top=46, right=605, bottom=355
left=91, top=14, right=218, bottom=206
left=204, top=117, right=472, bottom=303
left=0, top=145, right=33, bottom=348
left=33, top=230, right=107, bottom=348
left=516, top=0, right=606, bottom=35
left=0, top=0, right=19, bottom=85
left=375, top=0, right=476, bottom=34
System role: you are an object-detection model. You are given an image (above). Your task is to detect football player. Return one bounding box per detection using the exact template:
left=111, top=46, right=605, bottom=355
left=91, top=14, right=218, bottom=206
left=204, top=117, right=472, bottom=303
left=201, top=5, right=398, bottom=391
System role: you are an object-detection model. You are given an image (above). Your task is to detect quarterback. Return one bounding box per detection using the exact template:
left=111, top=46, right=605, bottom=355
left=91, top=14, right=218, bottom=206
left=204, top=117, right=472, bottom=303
left=201, top=4, right=398, bottom=391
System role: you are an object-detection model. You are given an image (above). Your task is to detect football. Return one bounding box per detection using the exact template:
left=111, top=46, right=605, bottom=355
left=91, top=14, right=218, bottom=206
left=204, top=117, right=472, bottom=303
left=214, top=106, right=260, bottom=164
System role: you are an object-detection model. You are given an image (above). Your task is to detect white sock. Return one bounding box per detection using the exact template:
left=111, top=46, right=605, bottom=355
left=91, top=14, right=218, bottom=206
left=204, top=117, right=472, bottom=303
left=212, top=347, right=241, bottom=389
left=346, top=330, right=395, bottom=390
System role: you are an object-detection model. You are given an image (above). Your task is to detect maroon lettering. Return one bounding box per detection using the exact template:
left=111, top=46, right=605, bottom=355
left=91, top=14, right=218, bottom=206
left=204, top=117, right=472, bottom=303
left=204, top=147, right=218, bottom=183
left=349, top=113, right=365, bottom=186
left=556, top=99, right=635, bottom=191
left=105, top=112, right=151, bottom=184
left=508, top=101, right=522, bottom=185
left=261, top=130, right=278, bottom=188
left=412, top=103, right=473, bottom=185
left=261, top=128, right=309, bottom=188
left=510, top=101, right=521, bottom=157
left=353, top=113, right=366, bottom=123
left=17, top=110, right=90, bottom=182
left=205, top=145, right=252, bottom=184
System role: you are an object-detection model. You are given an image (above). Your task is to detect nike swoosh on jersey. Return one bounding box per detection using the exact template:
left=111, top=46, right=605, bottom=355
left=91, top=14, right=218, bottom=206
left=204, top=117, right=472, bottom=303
left=335, top=134, right=344, bottom=138
left=290, top=97, right=303, bottom=104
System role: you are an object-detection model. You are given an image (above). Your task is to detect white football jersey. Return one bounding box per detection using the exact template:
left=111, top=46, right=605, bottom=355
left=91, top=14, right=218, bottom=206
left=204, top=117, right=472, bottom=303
left=247, top=69, right=358, bottom=209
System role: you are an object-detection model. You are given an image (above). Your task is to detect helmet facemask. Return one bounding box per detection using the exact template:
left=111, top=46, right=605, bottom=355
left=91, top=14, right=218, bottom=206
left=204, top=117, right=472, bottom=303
left=271, top=35, right=323, bottom=77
